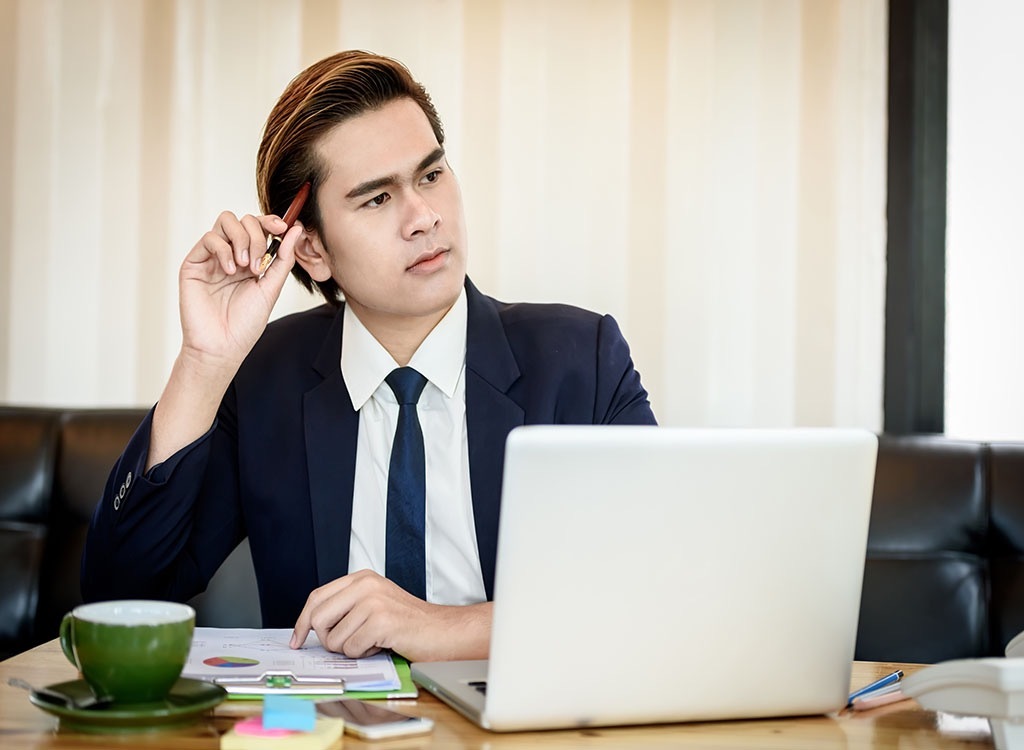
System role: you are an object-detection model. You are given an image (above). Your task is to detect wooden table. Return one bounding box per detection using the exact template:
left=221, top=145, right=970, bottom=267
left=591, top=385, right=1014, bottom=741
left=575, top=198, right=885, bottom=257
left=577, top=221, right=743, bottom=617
left=0, top=640, right=993, bottom=749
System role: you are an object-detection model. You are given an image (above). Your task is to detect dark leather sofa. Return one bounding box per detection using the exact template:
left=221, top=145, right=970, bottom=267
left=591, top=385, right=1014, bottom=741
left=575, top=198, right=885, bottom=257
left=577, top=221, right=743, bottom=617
left=855, top=434, right=1024, bottom=663
left=2, top=405, right=1023, bottom=663
left=0, top=406, right=259, bottom=660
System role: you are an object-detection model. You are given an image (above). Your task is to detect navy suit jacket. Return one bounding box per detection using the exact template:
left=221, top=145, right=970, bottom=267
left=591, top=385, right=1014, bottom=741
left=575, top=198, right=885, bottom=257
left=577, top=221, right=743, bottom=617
left=82, top=279, right=656, bottom=626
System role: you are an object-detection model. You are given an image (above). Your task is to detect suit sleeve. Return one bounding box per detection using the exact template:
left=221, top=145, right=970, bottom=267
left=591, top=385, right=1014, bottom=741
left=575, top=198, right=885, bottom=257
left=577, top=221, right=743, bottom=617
left=80, top=390, right=246, bottom=604
left=594, top=314, right=658, bottom=425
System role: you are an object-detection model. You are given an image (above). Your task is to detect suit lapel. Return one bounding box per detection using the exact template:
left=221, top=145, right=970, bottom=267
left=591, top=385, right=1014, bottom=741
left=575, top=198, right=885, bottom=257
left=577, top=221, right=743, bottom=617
left=465, top=279, right=524, bottom=598
left=303, top=307, right=359, bottom=586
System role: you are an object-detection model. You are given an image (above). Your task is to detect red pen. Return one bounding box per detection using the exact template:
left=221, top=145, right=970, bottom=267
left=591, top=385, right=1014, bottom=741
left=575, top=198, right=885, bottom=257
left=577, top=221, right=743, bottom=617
left=258, top=181, right=311, bottom=276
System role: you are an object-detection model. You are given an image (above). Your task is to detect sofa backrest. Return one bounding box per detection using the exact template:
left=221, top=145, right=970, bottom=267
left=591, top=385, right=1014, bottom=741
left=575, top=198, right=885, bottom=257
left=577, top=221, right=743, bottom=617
left=855, top=435, right=1024, bottom=662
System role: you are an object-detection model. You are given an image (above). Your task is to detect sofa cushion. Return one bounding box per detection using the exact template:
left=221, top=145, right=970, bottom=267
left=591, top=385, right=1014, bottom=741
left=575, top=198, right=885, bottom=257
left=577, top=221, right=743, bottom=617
left=0, top=408, right=60, bottom=659
left=858, top=555, right=987, bottom=662
left=0, top=522, right=45, bottom=659
left=35, top=410, right=148, bottom=642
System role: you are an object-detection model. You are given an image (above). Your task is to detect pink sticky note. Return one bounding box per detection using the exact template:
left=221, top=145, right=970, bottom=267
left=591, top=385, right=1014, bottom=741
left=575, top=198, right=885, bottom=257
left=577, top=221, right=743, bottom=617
left=233, top=715, right=296, bottom=738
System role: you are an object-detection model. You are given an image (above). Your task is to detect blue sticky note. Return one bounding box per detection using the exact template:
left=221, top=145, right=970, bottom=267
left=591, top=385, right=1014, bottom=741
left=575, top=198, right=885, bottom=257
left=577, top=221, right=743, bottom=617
left=262, top=694, right=316, bottom=732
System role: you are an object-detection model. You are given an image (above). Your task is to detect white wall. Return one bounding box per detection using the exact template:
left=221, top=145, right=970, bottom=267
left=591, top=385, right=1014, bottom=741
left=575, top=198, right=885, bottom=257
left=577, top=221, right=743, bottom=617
left=947, top=0, right=1024, bottom=439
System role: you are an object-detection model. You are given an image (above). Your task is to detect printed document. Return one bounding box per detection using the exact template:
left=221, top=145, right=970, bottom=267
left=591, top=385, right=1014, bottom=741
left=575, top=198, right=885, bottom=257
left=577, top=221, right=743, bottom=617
left=182, top=627, right=400, bottom=693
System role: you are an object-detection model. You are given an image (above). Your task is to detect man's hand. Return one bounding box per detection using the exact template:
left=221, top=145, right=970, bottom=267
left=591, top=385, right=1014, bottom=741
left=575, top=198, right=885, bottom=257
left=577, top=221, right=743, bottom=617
left=146, top=211, right=304, bottom=470
left=290, top=570, right=492, bottom=663
left=178, top=211, right=302, bottom=371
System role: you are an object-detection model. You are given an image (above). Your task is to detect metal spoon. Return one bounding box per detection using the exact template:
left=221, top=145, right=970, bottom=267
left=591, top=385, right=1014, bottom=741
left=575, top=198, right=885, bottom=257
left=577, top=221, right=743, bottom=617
left=7, top=677, right=114, bottom=710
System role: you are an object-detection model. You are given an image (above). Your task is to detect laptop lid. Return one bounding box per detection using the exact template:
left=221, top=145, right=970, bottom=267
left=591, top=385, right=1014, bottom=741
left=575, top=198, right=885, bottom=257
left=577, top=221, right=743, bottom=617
left=413, top=426, right=877, bottom=731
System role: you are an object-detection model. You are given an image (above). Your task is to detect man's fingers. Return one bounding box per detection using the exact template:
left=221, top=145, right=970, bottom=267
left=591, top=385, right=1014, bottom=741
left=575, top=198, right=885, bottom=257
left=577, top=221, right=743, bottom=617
left=290, top=574, right=347, bottom=648
left=309, top=585, right=361, bottom=650
left=190, top=231, right=236, bottom=276
left=258, top=223, right=302, bottom=287
left=320, top=600, right=373, bottom=657
left=196, top=211, right=291, bottom=278
left=212, top=211, right=250, bottom=274
left=258, top=213, right=288, bottom=236
left=289, top=610, right=311, bottom=649
left=249, top=215, right=288, bottom=275
left=330, top=616, right=387, bottom=659
left=290, top=584, right=324, bottom=648
left=291, top=572, right=427, bottom=657
left=238, top=214, right=266, bottom=271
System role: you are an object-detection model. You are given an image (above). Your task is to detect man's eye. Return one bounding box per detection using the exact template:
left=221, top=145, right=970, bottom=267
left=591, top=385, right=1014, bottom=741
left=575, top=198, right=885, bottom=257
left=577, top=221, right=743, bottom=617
left=366, top=193, right=390, bottom=207
left=423, top=170, right=442, bottom=184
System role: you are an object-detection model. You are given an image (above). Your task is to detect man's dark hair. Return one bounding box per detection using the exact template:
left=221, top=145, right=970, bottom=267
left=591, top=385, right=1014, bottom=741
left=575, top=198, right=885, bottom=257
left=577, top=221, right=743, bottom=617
left=256, top=50, right=445, bottom=305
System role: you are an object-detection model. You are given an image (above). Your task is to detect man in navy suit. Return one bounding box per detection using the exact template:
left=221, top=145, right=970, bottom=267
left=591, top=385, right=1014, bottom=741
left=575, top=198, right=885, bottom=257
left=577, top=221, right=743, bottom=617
left=82, top=51, right=655, bottom=662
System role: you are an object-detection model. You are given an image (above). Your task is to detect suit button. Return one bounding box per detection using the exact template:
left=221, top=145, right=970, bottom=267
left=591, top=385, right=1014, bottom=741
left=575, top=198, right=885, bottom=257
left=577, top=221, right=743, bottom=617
left=125, top=471, right=132, bottom=488
left=113, top=495, right=121, bottom=511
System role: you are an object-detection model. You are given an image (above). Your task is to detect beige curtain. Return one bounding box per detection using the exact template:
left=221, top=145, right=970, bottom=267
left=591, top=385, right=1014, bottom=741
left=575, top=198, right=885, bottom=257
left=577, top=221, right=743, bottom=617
left=0, top=0, right=887, bottom=429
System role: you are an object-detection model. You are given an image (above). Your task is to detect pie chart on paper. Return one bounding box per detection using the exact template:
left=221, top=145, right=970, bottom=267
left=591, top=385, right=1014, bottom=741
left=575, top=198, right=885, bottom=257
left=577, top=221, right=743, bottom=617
left=203, top=656, right=261, bottom=668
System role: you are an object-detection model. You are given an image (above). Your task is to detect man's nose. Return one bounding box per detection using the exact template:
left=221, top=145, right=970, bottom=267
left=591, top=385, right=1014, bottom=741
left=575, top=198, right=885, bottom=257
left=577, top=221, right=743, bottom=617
left=403, top=191, right=441, bottom=238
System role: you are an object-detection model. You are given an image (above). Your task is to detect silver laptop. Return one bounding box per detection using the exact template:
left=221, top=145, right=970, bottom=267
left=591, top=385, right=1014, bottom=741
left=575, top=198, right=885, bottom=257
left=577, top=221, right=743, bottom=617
left=411, top=425, right=878, bottom=731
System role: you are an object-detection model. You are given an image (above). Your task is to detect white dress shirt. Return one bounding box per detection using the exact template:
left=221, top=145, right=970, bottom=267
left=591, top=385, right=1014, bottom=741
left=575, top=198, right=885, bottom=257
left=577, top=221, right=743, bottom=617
left=341, top=289, right=487, bottom=605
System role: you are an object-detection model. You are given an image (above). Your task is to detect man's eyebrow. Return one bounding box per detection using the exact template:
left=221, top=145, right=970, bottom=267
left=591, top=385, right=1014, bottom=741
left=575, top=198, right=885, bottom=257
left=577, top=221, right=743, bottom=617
left=345, top=147, right=446, bottom=201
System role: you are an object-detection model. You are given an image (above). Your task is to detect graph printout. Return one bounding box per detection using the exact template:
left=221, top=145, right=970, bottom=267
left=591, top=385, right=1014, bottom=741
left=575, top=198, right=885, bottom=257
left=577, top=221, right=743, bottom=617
left=182, top=627, right=401, bottom=691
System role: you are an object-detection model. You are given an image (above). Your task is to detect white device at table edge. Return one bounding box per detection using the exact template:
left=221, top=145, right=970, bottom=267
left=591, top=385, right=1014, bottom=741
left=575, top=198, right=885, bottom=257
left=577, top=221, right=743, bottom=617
left=903, top=657, right=1024, bottom=750
left=412, top=426, right=878, bottom=731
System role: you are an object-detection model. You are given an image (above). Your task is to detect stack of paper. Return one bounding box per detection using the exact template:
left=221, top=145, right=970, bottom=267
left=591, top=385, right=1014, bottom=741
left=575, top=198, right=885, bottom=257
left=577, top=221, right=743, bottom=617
left=183, top=628, right=412, bottom=697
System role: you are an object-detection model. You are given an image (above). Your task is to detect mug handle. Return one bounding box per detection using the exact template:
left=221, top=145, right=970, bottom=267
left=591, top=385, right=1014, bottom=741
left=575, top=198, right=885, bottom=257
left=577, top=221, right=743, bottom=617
left=58, top=614, right=80, bottom=670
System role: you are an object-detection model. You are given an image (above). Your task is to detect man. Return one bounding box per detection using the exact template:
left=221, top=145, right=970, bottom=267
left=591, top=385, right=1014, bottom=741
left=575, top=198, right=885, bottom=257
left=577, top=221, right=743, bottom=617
left=82, top=51, right=655, bottom=662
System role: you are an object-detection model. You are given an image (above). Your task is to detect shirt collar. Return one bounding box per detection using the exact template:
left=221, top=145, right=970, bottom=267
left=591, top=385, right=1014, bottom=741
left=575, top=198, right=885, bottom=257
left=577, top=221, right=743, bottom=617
left=341, top=288, right=467, bottom=410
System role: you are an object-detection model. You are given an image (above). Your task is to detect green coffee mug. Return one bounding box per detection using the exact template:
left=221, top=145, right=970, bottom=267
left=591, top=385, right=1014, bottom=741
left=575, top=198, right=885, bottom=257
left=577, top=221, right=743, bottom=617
left=59, top=600, right=195, bottom=704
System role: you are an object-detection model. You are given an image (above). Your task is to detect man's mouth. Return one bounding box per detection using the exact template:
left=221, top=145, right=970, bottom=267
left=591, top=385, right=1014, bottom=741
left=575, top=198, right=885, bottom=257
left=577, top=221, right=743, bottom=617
left=407, top=248, right=449, bottom=272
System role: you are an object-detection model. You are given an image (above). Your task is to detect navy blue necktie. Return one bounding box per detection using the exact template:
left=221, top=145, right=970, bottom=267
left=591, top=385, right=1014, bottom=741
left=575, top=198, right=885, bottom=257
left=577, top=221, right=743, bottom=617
left=385, top=367, right=428, bottom=599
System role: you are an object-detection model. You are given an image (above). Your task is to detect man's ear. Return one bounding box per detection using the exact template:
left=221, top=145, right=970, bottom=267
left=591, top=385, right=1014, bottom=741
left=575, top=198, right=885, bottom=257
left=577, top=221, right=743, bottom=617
left=294, top=229, right=333, bottom=283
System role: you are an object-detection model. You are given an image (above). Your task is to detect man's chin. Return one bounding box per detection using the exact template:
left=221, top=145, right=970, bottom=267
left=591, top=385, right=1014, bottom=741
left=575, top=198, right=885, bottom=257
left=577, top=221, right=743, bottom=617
left=346, top=275, right=465, bottom=325
left=412, top=278, right=464, bottom=320
left=410, top=267, right=465, bottom=307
